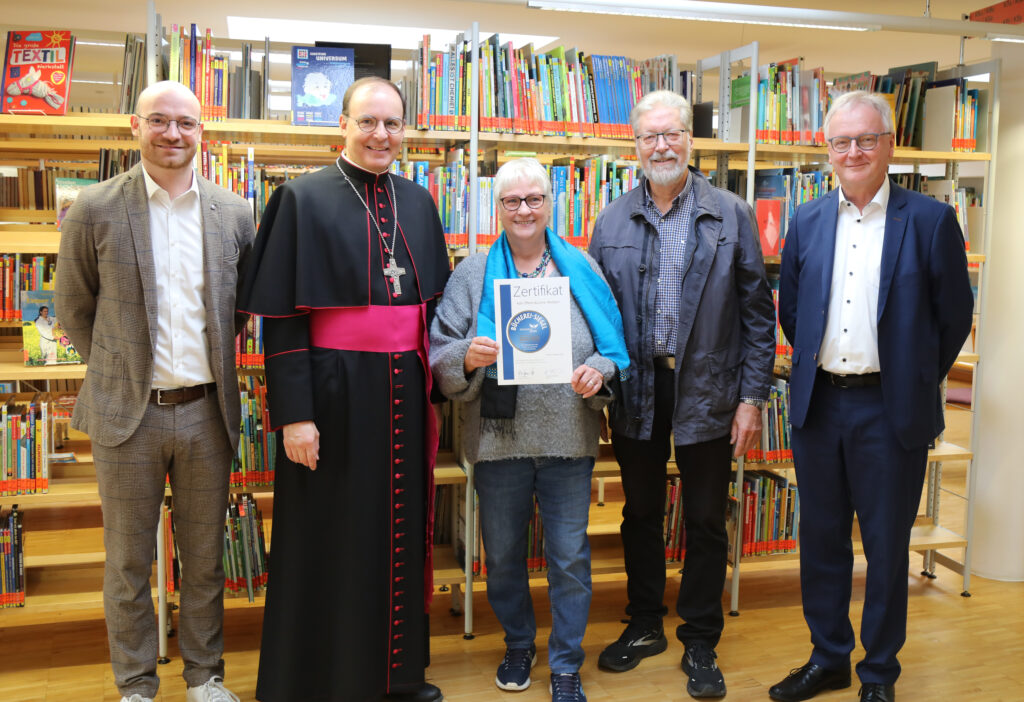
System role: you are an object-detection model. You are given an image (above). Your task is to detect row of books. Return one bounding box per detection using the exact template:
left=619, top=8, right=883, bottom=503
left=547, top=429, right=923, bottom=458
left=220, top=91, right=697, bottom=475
left=0, top=256, right=57, bottom=322
left=166, top=24, right=230, bottom=122
left=769, top=282, right=793, bottom=360
left=231, top=377, right=276, bottom=489
left=161, top=492, right=270, bottom=601
left=729, top=469, right=800, bottom=557
left=0, top=505, right=24, bottom=607
left=236, top=314, right=265, bottom=369
left=0, top=168, right=96, bottom=212
left=161, top=496, right=180, bottom=594
left=410, top=34, right=688, bottom=138
left=664, top=476, right=687, bottom=563
left=223, top=493, right=269, bottom=601
left=738, top=57, right=828, bottom=146
left=0, top=394, right=56, bottom=495
left=744, top=380, right=793, bottom=464
left=750, top=167, right=838, bottom=257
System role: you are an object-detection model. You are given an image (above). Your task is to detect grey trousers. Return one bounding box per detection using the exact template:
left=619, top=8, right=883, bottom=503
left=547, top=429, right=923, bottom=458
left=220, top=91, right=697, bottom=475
left=93, top=393, right=233, bottom=698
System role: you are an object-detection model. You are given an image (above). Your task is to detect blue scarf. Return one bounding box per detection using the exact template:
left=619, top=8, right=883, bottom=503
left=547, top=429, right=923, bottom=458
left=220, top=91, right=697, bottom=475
left=477, top=229, right=630, bottom=381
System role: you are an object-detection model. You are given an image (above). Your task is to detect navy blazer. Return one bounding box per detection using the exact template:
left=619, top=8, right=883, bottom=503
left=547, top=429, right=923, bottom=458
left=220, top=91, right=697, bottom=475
left=779, top=180, right=974, bottom=450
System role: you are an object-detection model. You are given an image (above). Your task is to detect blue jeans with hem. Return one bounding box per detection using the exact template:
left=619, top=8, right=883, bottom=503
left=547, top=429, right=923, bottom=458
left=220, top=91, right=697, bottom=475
left=474, top=455, right=594, bottom=674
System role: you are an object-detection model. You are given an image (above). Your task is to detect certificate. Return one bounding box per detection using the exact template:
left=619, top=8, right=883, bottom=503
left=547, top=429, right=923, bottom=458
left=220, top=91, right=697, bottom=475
left=494, top=277, right=572, bottom=385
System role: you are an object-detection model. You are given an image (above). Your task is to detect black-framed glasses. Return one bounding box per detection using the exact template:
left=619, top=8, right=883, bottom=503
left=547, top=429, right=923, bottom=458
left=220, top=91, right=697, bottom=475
left=499, top=194, right=546, bottom=211
left=827, top=131, right=892, bottom=153
left=135, top=114, right=201, bottom=134
left=346, top=114, right=405, bottom=134
left=635, top=129, right=688, bottom=148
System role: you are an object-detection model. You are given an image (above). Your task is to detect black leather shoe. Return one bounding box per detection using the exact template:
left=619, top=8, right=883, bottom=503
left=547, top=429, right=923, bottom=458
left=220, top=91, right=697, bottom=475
left=382, top=682, right=444, bottom=702
left=859, top=683, right=895, bottom=702
left=768, top=662, right=851, bottom=702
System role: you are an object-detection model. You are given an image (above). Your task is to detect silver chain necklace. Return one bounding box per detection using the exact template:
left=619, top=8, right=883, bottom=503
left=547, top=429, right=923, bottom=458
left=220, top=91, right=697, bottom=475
left=336, top=157, right=406, bottom=297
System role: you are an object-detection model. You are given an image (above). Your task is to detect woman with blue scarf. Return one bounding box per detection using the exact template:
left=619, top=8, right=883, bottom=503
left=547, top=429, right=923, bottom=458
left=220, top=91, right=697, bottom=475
left=430, top=158, right=629, bottom=702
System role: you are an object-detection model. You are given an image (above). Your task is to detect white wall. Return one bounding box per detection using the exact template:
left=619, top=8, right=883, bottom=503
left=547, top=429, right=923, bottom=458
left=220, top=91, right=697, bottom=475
left=970, top=42, right=1024, bottom=581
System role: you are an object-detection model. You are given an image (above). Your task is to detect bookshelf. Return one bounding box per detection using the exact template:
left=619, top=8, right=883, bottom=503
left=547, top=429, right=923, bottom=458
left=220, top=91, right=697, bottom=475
left=0, top=27, right=996, bottom=657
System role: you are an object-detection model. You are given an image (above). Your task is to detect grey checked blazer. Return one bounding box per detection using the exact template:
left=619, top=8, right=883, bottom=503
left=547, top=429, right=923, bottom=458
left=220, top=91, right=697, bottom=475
left=56, top=163, right=256, bottom=449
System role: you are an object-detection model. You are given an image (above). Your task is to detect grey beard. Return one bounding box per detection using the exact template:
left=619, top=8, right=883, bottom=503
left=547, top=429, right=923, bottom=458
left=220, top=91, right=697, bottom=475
left=644, top=158, right=687, bottom=186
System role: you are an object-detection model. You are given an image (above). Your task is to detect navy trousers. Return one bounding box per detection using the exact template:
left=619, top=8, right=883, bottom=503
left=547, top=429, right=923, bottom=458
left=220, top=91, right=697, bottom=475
left=792, top=374, right=928, bottom=685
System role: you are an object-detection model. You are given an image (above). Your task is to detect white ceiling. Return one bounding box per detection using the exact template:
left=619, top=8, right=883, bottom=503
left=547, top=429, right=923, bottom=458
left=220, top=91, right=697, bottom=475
left=3, top=0, right=1002, bottom=109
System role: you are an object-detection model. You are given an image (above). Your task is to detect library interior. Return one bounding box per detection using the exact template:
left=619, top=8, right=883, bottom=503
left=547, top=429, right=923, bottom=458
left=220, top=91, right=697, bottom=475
left=1, top=1, right=1023, bottom=701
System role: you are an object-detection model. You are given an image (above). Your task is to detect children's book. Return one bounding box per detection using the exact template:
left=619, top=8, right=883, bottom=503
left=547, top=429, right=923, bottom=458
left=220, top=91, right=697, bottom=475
left=290, top=46, right=355, bottom=127
left=2, top=30, right=75, bottom=115
left=54, top=177, right=96, bottom=229
left=21, top=290, right=82, bottom=366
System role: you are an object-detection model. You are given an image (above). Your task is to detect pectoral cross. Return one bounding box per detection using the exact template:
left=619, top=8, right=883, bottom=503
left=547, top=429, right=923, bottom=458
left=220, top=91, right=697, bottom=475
left=383, top=256, right=406, bottom=297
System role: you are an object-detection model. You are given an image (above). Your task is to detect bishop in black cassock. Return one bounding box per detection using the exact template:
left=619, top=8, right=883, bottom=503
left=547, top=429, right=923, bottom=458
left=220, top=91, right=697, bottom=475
left=237, top=78, right=450, bottom=702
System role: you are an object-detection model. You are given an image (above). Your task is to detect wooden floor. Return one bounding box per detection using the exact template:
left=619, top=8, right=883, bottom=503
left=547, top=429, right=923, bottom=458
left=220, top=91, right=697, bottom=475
left=1, top=564, right=1023, bottom=701
left=4, top=391, right=1023, bottom=701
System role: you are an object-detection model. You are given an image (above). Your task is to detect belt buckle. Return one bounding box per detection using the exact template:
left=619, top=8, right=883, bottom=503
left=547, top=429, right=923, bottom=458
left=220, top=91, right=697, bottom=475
left=155, top=388, right=173, bottom=406
left=831, top=373, right=851, bottom=389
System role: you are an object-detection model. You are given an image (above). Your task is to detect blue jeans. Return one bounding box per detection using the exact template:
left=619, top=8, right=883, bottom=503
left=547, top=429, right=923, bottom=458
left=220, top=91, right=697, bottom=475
left=474, top=456, right=594, bottom=673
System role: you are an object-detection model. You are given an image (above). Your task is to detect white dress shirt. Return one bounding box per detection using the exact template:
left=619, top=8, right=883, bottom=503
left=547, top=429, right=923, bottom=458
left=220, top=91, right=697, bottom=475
left=141, top=166, right=215, bottom=389
left=818, top=177, right=889, bottom=375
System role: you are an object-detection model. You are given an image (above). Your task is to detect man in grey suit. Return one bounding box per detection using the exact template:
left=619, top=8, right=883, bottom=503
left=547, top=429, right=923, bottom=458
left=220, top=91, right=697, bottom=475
left=56, top=81, right=255, bottom=702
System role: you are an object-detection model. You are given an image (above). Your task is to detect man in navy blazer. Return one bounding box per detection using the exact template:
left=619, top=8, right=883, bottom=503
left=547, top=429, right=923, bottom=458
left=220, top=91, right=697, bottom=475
left=770, top=92, right=973, bottom=702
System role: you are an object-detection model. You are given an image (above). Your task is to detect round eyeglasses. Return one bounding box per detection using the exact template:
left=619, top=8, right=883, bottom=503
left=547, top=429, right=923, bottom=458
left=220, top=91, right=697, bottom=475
left=499, top=195, right=546, bottom=211
left=136, top=114, right=201, bottom=134
left=827, top=131, right=892, bottom=153
left=347, top=115, right=406, bottom=134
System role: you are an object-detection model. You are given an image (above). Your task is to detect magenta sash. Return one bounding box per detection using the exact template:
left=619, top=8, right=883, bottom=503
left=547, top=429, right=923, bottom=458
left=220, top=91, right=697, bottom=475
left=309, top=303, right=438, bottom=611
left=309, top=305, right=424, bottom=351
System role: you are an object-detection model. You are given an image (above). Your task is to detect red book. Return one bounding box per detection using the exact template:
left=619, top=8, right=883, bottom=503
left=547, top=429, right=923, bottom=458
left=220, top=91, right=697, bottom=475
left=756, top=199, right=783, bottom=257
left=2, top=30, right=75, bottom=115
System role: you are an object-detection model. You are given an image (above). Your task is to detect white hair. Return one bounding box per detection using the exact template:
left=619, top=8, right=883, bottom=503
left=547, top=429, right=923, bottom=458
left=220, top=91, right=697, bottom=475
left=492, top=157, right=553, bottom=208
left=630, top=89, right=693, bottom=134
left=824, top=90, right=894, bottom=137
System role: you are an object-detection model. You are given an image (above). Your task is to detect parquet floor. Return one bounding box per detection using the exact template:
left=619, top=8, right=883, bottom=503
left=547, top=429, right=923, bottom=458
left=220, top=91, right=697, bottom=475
left=3, top=394, right=1022, bottom=701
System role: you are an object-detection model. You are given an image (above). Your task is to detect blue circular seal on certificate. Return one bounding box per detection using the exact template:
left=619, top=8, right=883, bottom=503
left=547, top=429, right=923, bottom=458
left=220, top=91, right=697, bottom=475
left=506, top=310, right=551, bottom=353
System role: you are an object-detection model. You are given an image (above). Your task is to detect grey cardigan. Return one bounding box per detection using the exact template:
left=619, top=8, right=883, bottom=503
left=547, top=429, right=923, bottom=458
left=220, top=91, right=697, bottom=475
left=429, top=252, right=617, bottom=465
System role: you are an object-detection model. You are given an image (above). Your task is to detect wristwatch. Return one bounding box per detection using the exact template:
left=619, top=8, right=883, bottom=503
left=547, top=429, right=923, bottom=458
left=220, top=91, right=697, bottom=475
left=740, top=397, right=766, bottom=410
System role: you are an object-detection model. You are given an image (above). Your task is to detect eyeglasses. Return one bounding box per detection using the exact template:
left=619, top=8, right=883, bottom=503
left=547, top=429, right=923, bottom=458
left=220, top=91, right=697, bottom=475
left=827, top=131, right=892, bottom=153
left=136, top=114, right=200, bottom=134
left=499, top=194, right=546, bottom=211
left=635, top=129, right=688, bottom=148
left=347, top=115, right=406, bottom=135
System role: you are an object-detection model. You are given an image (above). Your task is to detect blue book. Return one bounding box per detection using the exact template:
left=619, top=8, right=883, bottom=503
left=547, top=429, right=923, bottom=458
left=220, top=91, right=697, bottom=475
left=290, top=46, right=355, bottom=127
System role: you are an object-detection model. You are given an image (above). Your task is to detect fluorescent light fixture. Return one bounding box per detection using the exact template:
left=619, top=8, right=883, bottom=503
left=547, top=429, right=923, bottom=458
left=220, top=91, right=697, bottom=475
left=227, top=16, right=557, bottom=51
left=987, top=33, right=1024, bottom=44
left=527, top=0, right=879, bottom=32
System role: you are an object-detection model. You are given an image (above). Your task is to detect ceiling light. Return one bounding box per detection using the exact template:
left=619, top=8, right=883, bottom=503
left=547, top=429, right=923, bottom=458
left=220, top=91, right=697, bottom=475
left=227, top=16, right=557, bottom=51
left=527, top=0, right=879, bottom=32
left=526, top=0, right=1024, bottom=40
left=986, top=33, right=1024, bottom=44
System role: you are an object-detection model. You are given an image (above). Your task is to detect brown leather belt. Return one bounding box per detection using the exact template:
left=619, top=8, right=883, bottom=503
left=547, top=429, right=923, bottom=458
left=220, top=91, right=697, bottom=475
left=817, top=368, right=881, bottom=388
left=653, top=356, right=676, bottom=370
left=150, top=382, right=216, bottom=405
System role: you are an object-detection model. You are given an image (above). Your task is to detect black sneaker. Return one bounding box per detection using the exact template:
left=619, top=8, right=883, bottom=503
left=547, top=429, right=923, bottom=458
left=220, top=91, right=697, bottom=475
left=681, top=642, right=726, bottom=698
left=549, top=673, right=587, bottom=702
left=495, top=644, right=537, bottom=691
left=597, top=620, right=668, bottom=672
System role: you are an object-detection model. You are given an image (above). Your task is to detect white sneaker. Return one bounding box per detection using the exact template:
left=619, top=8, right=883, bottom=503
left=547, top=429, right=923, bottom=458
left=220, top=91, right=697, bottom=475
left=186, top=676, right=240, bottom=702
left=120, top=696, right=153, bottom=702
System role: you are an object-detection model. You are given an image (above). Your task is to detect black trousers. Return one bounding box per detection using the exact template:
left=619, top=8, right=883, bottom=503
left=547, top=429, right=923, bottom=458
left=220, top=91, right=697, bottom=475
left=611, top=364, right=733, bottom=647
